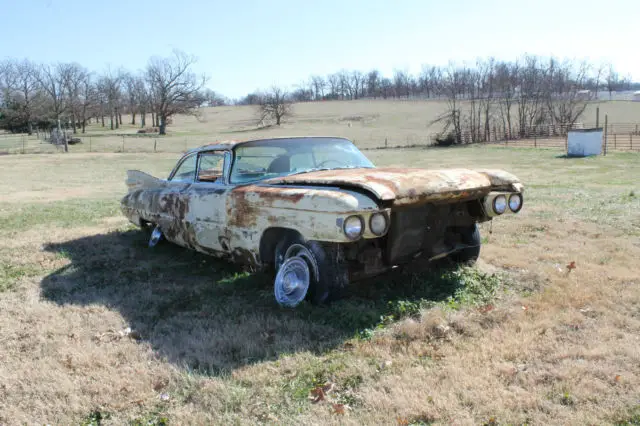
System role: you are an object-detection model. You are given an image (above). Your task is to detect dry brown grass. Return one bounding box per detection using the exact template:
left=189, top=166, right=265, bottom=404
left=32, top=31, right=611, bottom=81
left=2, top=98, right=640, bottom=154
left=0, top=146, right=639, bottom=425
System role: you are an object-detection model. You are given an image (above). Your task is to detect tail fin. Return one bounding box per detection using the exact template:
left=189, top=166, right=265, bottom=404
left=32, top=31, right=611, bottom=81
left=126, top=170, right=167, bottom=192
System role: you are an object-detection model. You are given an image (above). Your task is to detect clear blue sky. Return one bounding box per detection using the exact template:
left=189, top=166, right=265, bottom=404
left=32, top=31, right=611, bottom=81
left=1, top=0, right=637, bottom=98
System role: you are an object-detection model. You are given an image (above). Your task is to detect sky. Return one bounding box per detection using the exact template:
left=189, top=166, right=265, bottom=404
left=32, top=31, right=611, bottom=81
left=1, top=0, right=638, bottom=99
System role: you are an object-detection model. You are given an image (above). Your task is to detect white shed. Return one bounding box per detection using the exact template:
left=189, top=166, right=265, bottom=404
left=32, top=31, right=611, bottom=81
left=632, top=91, right=640, bottom=102
left=576, top=90, right=592, bottom=100
left=567, top=129, right=603, bottom=157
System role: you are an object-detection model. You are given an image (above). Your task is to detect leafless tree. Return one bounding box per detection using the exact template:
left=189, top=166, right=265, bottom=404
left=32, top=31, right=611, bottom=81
left=3, top=60, right=43, bottom=134
left=60, top=63, right=88, bottom=134
left=37, top=64, right=69, bottom=149
left=145, top=50, right=206, bottom=135
left=78, top=72, right=96, bottom=133
left=98, top=68, right=123, bottom=130
left=516, top=55, right=546, bottom=137
left=351, top=71, right=364, bottom=99
left=337, top=69, right=352, bottom=99
left=310, top=75, right=325, bottom=100
left=124, top=73, right=140, bottom=125
left=366, top=69, right=380, bottom=99
left=544, top=59, right=589, bottom=132
left=393, top=69, right=411, bottom=98
left=326, top=73, right=340, bottom=99
left=133, top=77, right=151, bottom=127
left=258, top=86, right=292, bottom=126
left=606, top=64, right=619, bottom=100
left=431, top=63, right=464, bottom=143
left=495, top=61, right=518, bottom=139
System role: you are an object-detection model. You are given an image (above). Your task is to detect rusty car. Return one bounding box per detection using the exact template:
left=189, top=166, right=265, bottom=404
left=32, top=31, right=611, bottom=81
left=121, top=136, right=524, bottom=307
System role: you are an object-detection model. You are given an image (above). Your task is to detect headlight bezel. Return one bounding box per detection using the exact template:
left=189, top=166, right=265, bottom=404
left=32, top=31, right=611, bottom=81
left=369, top=212, right=389, bottom=236
left=492, top=194, right=507, bottom=215
left=343, top=215, right=365, bottom=240
left=508, top=193, right=523, bottom=213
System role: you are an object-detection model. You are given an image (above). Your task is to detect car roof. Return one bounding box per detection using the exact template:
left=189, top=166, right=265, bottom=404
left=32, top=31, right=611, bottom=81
left=185, top=136, right=352, bottom=154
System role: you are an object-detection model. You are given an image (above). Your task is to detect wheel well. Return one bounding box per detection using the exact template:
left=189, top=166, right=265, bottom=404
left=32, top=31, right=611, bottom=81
left=259, top=227, right=303, bottom=266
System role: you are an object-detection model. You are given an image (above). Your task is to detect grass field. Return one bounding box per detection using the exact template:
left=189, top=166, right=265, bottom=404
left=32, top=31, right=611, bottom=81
left=2, top=98, right=640, bottom=154
left=0, top=144, right=639, bottom=425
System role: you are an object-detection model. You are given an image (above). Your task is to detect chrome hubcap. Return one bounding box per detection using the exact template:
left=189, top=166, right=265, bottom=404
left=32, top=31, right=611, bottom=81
left=274, top=257, right=310, bottom=307
left=149, top=225, right=163, bottom=247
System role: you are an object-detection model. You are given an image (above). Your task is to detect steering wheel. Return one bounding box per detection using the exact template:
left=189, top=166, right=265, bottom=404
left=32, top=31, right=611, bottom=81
left=316, top=159, right=346, bottom=168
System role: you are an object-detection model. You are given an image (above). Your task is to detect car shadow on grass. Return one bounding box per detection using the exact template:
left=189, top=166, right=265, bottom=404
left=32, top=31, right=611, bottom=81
left=40, top=229, right=468, bottom=375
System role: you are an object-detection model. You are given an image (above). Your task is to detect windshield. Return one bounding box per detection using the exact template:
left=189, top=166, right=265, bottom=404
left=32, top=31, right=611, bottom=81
left=230, top=137, right=375, bottom=184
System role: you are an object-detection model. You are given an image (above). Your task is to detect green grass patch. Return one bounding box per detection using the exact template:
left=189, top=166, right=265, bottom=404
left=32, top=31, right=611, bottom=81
left=0, top=262, right=41, bottom=292
left=0, top=198, right=120, bottom=234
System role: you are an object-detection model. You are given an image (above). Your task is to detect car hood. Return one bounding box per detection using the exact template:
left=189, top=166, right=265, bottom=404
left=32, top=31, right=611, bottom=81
left=263, top=167, right=522, bottom=205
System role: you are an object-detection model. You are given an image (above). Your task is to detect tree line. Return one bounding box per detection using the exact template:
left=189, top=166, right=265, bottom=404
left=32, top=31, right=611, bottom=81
left=238, top=56, right=638, bottom=143
left=0, top=50, right=225, bottom=135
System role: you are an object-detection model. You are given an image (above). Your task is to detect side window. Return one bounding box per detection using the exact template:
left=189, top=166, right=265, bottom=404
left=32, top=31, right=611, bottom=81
left=170, top=154, right=197, bottom=182
left=197, top=152, right=226, bottom=183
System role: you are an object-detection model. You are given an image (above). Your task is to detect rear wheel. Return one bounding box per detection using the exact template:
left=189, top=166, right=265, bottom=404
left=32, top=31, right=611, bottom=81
left=451, top=224, right=481, bottom=265
left=274, top=236, right=347, bottom=307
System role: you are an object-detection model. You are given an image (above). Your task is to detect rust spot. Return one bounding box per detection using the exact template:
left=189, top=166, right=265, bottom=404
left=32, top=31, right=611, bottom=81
left=228, top=192, right=259, bottom=228
left=263, top=167, right=500, bottom=205
left=159, top=193, right=189, bottom=220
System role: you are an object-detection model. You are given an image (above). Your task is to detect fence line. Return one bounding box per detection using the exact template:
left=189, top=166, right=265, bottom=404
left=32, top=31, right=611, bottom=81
left=1, top=123, right=640, bottom=155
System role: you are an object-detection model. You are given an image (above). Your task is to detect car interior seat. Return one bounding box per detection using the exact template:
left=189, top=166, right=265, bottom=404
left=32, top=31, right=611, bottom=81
left=267, top=155, right=291, bottom=173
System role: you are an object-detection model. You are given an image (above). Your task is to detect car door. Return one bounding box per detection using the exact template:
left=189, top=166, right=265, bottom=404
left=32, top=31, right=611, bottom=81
left=184, top=150, right=231, bottom=255
left=157, top=152, right=199, bottom=248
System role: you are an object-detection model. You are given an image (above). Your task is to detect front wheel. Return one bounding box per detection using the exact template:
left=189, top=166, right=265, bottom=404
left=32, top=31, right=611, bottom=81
left=274, top=237, right=347, bottom=307
left=451, top=224, right=481, bottom=265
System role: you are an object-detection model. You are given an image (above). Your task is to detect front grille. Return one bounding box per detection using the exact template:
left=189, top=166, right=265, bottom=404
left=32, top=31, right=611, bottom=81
left=384, top=201, right=479, bottom=264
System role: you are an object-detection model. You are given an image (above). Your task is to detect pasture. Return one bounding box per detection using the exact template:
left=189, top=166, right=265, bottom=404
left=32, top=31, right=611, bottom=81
left=0, top=141, right=639, bottom=424
left=2, top=99, right=640, bottom=154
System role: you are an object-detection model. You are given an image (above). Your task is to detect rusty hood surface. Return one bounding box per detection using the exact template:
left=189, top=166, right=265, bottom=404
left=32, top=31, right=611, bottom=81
left=264, top=167, right=522, bottom=205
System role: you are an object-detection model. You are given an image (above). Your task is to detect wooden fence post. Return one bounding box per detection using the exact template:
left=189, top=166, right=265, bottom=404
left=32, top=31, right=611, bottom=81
left=603, top=115, right=608, bottom=155
left=154, top=139, right=157, bottom=152
left=122, top=135, right=125, bottom=152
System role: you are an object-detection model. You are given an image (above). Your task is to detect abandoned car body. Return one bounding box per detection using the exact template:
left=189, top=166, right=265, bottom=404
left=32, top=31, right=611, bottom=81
left=121, top=136, right=524, bottom=307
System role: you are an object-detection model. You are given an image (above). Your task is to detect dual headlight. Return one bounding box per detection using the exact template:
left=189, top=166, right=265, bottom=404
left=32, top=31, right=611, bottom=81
left=492, top=193, right=523, bottom=215
left=343, top=212, right=388, bottom=240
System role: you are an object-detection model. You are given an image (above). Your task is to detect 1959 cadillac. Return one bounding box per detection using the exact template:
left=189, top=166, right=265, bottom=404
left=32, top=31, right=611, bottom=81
left=121, top=136, right=524, bottom=307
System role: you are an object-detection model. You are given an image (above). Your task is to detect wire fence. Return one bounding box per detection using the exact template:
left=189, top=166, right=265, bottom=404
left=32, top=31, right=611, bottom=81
left=1, top=122, right=639, bottom=154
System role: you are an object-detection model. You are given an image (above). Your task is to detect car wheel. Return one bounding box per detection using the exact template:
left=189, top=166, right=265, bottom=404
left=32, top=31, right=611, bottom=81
left=274, top=237, right=347, bottom=307
left=451, top=224, right=481, bottom=265
left=147, top=224, right=164, bottom=248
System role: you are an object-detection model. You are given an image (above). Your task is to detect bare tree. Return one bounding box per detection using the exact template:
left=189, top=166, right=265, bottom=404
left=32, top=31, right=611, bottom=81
left=606, top=64, right=619, bottom=100
left=495, top=61, right=518, bottom=139
left=98, top=68, right=123, bottom=130
left=258, top=86, right=292, bottom=126
left=60, top=63, right=88, bottom=134
left=124, top=73, right=139, bottom=125
left=2, top=60, right=43, bottom=134
left=351, top=71, right=364, bottom=99
left=78, top=72, right=96, bottom=133
left=310, top=75, right=325, bottom=100
left=133, top=77, right=150, bottom=127
left=145, top=50, right=207, bottom=135
left=326, top=73, right=340, bottom=99
left=366, top=69, right=380, bottom=98
left=393, top=69, right=411, bottom=98
left=37, top=64, right=68, bottom=150
left=545, top=59, right=589, bottom=132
